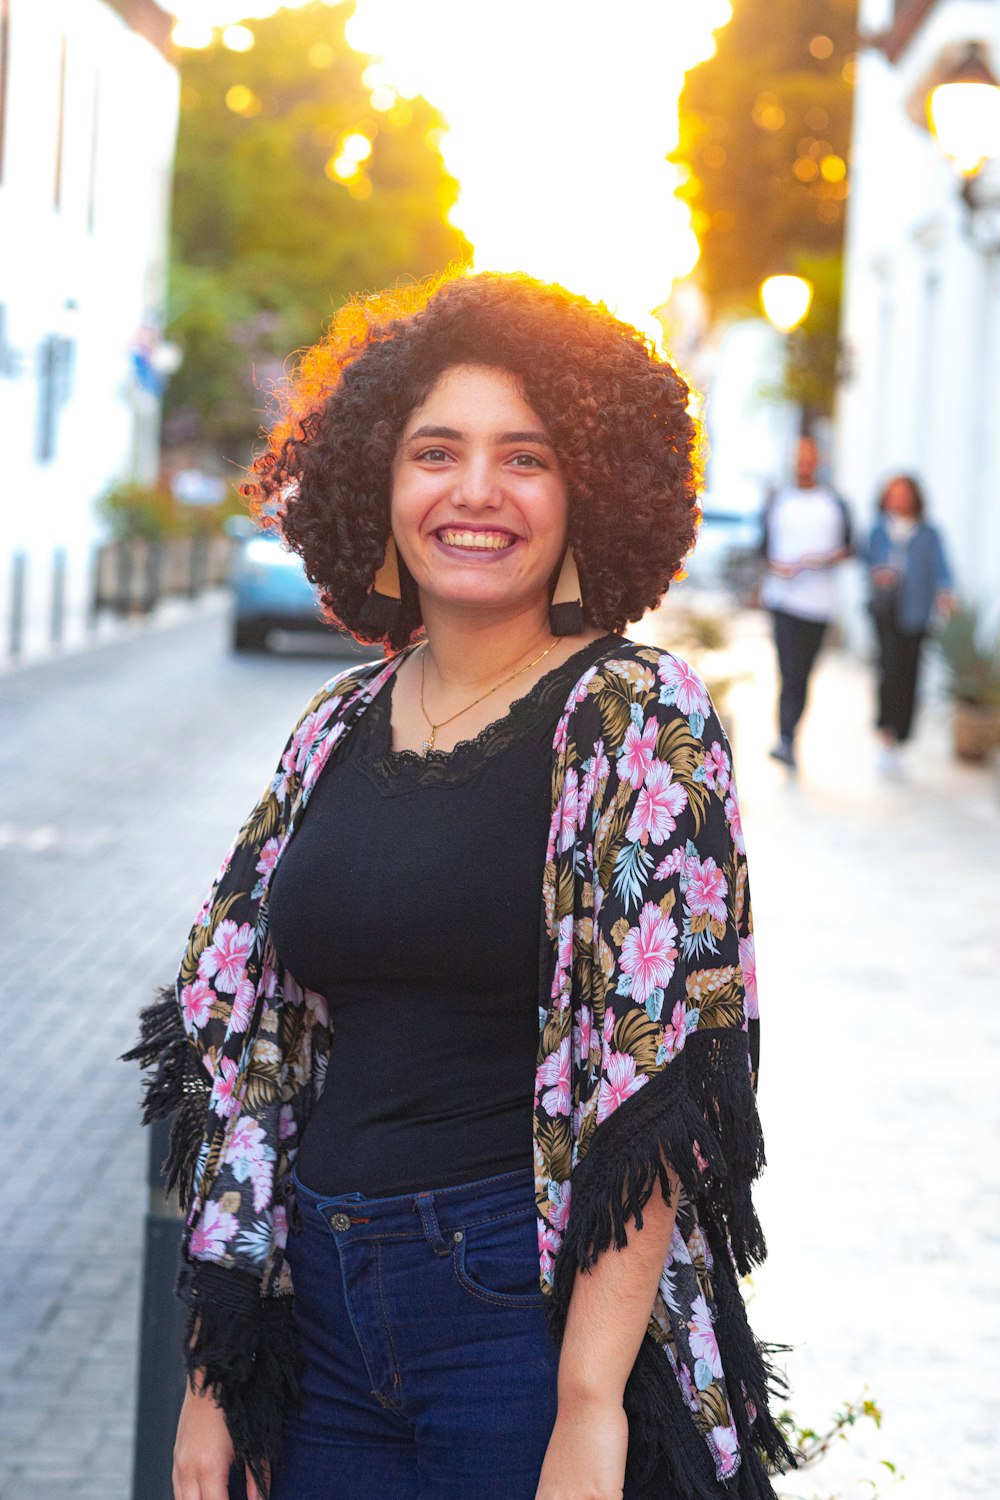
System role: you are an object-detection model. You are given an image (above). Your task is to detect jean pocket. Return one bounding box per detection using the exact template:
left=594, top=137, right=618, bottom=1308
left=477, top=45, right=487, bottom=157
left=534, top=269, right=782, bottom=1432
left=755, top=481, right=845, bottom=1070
left=452, top=1209, right=547, bottom=1309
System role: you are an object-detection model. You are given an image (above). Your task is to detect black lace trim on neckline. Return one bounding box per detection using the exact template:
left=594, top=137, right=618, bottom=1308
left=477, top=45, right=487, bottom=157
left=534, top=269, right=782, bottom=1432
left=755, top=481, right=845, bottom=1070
left=352, top=635, right=619, bottom=791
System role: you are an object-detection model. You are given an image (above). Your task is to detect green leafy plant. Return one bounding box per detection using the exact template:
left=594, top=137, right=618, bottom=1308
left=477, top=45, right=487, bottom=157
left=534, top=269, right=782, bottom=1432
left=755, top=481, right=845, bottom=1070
left=98, top=481, right=240, bottom=543
left=936, top=605, right=1000, bottom=708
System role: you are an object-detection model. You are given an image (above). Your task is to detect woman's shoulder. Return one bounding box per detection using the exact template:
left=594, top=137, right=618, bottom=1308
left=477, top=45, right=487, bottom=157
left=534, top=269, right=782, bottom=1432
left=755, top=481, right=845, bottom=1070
left=562, top=637, right=722, bottom=743
left=570, top=636, right=705, bottom=691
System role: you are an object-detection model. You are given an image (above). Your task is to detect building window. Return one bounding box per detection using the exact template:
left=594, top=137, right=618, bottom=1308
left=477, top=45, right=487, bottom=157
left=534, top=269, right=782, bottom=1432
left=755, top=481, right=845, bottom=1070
left=54, top=32, right=66, bottom=209
left=0, top=0, right=10, bottom=186
left=36, top=334, right=75, bottom=462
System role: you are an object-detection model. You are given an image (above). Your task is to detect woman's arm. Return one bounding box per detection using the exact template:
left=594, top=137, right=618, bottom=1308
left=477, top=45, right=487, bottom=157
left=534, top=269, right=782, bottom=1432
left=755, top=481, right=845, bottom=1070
left=536, top=1167, right=680, bottom=1500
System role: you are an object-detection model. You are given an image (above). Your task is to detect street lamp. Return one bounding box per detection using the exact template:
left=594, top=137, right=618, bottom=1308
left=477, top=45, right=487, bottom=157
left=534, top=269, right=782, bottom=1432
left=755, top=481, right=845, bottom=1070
left=760, top=274, right=813, bottom=334
left=926, top=42, right=1000, bottom=177
left=926, top=42, right=1000, bottom=255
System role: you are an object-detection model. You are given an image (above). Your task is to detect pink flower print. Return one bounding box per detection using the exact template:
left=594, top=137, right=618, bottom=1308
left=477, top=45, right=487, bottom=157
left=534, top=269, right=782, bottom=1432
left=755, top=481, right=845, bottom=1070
left=557, top=914, right=574, bottom=974
left=229, top=977, right=256, bottom=1035
left=738, top=934, right=759, bottom=1020
left=574, top=1006, right=593, bottom=1068
left=619, top=717, right=659, bottom=789
left=688, top=1294, right=723, bottom=1379
left=552, top=711, right=570, bottom=756
left=292, top=703, right=336, bottom=772
left=210, top=1057, right=241, bottom=1119
left=597, top=1052, right=648, bottom=1123
left=537, top=1037, right=572, bottom=1117
left=685, top=856, right=728, bottom=922
left=224, top=1115, right=268, bottom=1170
left=626, top=760, right=688, bottom=846
left=657, top=655, right=711, bottom=719
left=273, top=1204, right=289, bottom=1251
left=304, top=989, right=329, bottom=1027
left=724, top=792, right=745, bottom=854
left=592, top=738, right=609, bottom=783
left=678, top=1361, right=701, bottom=1414
left=571, top=664, right=599, bottom=706
left=538, top=1222, right=561, bottom=1279
left=556, top=768, right=579, bottom=853
left=255, top=838, right=281, bottom=881
left=181, top=979, right=214, bottom=1032
left=249, top=1158, right=274, bottom=1213
left=189, top=1200, right=239, bottom=1258
left=198, top=920, right=254, bottom=994
left=659, top=1000, right=689, bottom=1063
left=693, top=1140, right=710, bottom=1172
left=279, top=1104, right=297, bottom=1141
left=303, top=733, right=338, bottom=790
left=620, top=903, right=679, bottom=1003
left=711, top=1425, right=740, bottom=1478
left=602, top=1006, right=616, bottom=1045
left=703, top=741, right=731, bottom=793
left=580, top=740, right=610, bottom=823
left=654, top=845, right=686, bottom=881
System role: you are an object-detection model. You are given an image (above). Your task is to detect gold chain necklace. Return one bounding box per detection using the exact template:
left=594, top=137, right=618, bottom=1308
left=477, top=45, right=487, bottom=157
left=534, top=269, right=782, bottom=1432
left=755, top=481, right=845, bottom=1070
left=418, top=638, right=559, bottom=755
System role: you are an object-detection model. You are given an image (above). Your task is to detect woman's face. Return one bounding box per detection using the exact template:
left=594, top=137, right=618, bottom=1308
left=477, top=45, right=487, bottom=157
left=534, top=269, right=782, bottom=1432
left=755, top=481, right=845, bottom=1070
left=390, top=363, right=568, bottom=623
left=884, top=479, right=918, bottom=518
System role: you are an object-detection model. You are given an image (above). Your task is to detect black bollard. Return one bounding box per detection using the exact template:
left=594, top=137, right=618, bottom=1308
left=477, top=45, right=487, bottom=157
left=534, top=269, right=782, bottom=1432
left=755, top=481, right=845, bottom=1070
left=131, top=1116, right=187, bottom=1500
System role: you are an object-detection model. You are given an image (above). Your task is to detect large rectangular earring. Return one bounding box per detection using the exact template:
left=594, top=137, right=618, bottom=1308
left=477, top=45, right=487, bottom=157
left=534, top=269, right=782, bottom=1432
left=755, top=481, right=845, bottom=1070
left=359, top=534, right=402, bottom=636
left=549, top=548, right=584, bottom=636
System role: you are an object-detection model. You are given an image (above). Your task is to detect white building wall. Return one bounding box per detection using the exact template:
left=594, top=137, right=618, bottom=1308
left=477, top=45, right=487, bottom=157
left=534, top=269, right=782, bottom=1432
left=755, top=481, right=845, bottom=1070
left=0, top=0, right=177, bottom=659
left=835, top=0, right=1000, bottom=626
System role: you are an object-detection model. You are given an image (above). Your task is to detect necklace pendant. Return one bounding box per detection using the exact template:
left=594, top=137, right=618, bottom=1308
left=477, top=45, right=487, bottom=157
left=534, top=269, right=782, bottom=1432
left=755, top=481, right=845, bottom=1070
left=421, top=730, right=436, bottom=755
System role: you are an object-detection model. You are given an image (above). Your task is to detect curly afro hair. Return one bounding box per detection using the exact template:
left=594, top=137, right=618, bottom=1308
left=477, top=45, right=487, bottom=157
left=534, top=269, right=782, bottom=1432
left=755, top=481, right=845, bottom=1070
left=242, top=271, right=702, bottom=651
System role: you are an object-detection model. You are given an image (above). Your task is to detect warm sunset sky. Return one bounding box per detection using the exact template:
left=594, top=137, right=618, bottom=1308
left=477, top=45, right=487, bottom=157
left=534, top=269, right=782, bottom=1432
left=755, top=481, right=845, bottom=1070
left=169, top=0, right=731, bottom=341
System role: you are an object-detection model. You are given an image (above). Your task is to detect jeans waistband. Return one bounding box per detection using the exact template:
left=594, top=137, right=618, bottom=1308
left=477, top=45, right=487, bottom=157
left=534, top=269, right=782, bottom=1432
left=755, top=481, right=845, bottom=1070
left=291, top=1165, right=537, bottom=1247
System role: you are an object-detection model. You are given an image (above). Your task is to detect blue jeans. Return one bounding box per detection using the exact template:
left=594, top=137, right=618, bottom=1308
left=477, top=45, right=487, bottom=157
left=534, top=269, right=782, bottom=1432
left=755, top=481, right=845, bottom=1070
left=268, top=1166, right=639, bottom=1500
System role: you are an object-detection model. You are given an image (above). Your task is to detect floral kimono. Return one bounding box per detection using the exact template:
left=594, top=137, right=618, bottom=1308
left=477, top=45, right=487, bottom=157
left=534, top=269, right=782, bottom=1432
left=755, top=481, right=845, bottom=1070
left=128, top=638, right=793, bottom=1499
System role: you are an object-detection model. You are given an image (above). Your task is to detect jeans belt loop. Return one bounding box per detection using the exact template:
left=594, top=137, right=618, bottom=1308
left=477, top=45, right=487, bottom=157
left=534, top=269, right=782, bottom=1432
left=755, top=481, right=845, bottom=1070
left=416, top=1192, right=451, bottom=1256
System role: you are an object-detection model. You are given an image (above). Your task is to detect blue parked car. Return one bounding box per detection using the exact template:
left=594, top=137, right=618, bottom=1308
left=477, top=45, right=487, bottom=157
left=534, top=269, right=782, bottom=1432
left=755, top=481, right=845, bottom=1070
left=227, top=519, right=353, bottom=654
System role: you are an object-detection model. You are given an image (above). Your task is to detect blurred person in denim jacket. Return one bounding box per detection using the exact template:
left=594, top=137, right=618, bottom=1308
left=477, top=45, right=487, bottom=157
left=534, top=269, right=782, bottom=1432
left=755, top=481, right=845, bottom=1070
left=866, top=474, right=953, bottom=776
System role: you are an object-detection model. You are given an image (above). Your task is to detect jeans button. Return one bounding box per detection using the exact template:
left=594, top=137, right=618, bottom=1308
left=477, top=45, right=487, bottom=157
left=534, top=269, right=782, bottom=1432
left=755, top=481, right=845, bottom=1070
left=330, top=1213, right=352, bottom=1232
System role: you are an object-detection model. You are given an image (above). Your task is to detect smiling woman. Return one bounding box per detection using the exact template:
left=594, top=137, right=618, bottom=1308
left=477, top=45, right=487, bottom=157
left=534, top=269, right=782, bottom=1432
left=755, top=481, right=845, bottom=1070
left=243, top=272, right=701, bottom=652
left=132, top=270, right=792, bottom=1500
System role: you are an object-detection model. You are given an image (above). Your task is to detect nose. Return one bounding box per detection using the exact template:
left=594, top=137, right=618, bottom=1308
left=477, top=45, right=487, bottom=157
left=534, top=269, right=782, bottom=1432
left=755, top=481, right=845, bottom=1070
left=453, top=451, right=502, bottom=511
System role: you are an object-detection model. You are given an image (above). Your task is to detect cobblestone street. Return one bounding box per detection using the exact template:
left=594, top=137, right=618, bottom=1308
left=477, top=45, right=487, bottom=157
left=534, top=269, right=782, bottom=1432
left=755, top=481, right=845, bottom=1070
left=1, top=610, right=997, bottom=1500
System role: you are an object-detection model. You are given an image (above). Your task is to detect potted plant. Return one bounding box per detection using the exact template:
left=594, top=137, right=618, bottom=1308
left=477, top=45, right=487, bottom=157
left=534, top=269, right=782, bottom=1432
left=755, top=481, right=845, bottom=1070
left=936, top=605, right=1000, bottom=762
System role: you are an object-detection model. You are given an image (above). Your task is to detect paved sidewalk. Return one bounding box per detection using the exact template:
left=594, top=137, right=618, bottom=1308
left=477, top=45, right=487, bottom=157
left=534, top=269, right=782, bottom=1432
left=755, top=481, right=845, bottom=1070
left=681, top=608, right=1000, bottom=1500
left=1, top=607, right=996, bottom=1500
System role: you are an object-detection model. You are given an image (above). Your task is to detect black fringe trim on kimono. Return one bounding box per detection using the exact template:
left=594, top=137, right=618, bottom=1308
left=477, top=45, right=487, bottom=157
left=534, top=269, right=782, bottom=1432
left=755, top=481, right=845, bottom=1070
left=546, top=1029, right=797, bottom=1499
left=121, top=986, right=210, bottom=1211
left=123, top=989, right=301, bottom=1496
left=178, top=1262, right=301, bottom=1498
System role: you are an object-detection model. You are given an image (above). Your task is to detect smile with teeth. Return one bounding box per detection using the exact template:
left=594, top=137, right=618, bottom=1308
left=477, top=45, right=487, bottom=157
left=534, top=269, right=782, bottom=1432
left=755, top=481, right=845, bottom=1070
left=436, top=528, right=516, bottom=551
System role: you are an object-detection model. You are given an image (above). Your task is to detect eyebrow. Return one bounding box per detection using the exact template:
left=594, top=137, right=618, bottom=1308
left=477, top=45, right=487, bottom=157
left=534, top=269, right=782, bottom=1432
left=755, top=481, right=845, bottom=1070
left=406, top=424, right=554, bottom=447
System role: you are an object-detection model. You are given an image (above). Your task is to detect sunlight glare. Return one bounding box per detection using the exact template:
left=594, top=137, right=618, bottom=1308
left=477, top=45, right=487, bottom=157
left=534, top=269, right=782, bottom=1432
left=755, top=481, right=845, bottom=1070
left=348, top=0, right=732, bottom=344
left=172, top=0, right=733, bottom=343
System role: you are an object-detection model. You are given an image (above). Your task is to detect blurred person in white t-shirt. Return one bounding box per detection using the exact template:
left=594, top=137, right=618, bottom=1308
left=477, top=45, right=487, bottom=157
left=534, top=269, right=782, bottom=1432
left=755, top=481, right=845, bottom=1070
left=759, top=436, right=853, bottom=769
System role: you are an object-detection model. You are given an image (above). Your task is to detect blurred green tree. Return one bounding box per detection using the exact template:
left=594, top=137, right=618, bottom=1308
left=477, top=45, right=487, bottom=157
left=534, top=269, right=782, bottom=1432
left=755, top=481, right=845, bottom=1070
left=674, top=0, right=858, bottom=415
left=164, top=1, right=469, bottom=460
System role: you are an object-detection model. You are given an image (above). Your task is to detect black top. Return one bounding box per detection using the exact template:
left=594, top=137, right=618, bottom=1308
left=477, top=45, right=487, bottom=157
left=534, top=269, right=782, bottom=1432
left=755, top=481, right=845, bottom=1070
left=268, top=635, right=617, bottom=1197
